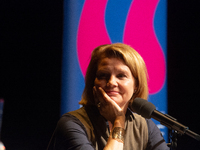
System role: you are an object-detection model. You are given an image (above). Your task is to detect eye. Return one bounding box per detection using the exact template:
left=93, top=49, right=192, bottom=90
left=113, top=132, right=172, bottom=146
left=117, top=73, right=127, bottom=79
left=96, top=72, right=110, bottom=80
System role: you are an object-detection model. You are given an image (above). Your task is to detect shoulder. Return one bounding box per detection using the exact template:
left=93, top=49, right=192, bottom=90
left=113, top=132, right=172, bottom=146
left=58, top=107, right=86, bottom=126
left=57, top=107, right=92, bottom=132
left=146, top=119, right=163, bottom=138
left=55, top=108, right=92, bottom=143
left=56, top=110, right=87, bottom=137
left=58, top=107, right=96, bottom=143
left=127, top=109, right=148, bottom=129
left=145, top=119, right=170, bottom=150
left=132, top=113, right=147, bottom=124
left=50, top=109, right=95, bottom=150
left=67, top=107, right=90, bottom=123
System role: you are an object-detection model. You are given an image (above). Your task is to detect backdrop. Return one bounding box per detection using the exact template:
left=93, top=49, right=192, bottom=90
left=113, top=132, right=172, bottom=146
left=1, top=0, right=200, bottom=149
left=61, top=0, right=168, bottom=141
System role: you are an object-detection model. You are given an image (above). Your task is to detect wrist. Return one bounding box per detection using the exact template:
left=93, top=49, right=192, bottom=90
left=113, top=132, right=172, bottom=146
left=112, top=127, right=125, bottom=143
left=113, top=115, right=125, bottom=128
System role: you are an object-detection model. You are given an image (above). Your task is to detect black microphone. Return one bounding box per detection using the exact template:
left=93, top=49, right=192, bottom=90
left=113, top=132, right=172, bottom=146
left=132, top=97, right=200, bottom=141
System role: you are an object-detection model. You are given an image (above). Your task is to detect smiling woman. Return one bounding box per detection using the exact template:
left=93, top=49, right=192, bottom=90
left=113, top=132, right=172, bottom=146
left=80, top=43, right=149, bottom=108
left=48, top=43, right=169, bottom=150
left=94, top=57, right=135, bottom=111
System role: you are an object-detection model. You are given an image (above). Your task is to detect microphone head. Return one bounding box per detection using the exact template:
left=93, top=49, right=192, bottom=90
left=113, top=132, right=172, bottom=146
left=131, top=98, right=156, bottom=119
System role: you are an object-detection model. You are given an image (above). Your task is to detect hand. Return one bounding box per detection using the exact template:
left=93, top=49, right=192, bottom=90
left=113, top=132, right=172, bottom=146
left=93, top=86, right=125, bottom=125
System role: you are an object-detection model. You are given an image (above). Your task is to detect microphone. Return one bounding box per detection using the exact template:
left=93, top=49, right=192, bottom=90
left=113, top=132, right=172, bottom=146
left=132, top=97, right=200, bottom=141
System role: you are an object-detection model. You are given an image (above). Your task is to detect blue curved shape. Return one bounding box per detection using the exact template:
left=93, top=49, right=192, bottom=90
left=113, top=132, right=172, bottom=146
left=150, top=0, right=168, bottom=141
left=105, top=0, right=132, bottom=43
left=154, top=0, right=167, bottom=56
left=61, top=0, right=85, bottom=115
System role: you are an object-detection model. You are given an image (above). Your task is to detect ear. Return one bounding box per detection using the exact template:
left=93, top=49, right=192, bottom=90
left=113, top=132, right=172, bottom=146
left=133, top=86, right=138, bottom=94
left=133, top=76, right=139, bottom=94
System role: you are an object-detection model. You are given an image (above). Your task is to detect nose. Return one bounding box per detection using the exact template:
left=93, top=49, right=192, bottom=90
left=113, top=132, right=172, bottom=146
left=107, top=75, right=117, bottom=87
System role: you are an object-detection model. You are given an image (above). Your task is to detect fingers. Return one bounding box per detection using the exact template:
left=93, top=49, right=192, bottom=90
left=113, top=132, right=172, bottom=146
left=98, top=87, right=110, bottom=103
left=93, top=86, right=121, bottom=110
left=93, top=86, right=107, bottom=105
left=93, top=86, right=125, bottom=124
left=93, top=86, right=98, bottom=105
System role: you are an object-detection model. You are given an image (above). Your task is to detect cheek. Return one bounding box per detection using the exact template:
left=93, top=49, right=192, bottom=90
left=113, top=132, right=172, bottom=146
left=123, top=81, right=135, bottom=96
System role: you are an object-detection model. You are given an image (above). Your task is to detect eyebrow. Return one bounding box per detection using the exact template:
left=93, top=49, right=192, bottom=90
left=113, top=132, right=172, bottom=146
left=97, top=66, right=130, bottom=74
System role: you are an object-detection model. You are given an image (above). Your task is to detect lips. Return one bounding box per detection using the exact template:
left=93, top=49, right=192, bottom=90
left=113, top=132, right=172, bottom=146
left=105, top=90, right=119, bottom=96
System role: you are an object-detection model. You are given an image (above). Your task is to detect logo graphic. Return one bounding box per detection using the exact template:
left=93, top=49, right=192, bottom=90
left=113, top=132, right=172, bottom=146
left=77, top=0, right=166, bottom=94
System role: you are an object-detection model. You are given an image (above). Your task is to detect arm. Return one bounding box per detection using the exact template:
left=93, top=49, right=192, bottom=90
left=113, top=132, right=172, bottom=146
left=94, top=87, right=126, bottom=150
left=104, top=117, right=125, bottom=150
left=52, top=114, right=95, bottom=150
left=50, top=112, right=125, bottom=150
left=51, top=85, right=126, bottom=150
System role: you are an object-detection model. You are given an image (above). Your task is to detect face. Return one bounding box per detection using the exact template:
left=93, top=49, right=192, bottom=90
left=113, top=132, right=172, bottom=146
left=94, top=57, right=136, bottom=109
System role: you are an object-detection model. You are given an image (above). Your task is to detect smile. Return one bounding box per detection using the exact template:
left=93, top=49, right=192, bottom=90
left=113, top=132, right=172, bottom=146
left=105, top=91, right=119, bottom=95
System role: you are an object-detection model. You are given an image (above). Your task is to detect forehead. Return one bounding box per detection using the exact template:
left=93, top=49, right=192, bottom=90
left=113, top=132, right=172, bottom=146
left=99, top=57, right=123, bottom=64
left=97, top=57, right=130, bottom=71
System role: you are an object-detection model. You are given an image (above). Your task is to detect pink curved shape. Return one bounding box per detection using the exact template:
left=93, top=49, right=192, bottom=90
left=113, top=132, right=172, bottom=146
left=123, top=0, right=166, bottom=94
left=77, top=0, right=111, bottom=76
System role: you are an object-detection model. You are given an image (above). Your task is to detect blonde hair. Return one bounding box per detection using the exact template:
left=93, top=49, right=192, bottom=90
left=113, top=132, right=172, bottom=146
left=79, top=43, right=148, bottom=110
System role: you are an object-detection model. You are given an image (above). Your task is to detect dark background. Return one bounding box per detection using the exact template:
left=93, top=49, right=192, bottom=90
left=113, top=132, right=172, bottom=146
left=0, top=0, right=200, bottom=149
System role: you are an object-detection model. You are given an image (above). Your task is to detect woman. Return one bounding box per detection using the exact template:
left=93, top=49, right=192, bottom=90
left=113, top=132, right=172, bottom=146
left=48, top=43, right=169, bottom=150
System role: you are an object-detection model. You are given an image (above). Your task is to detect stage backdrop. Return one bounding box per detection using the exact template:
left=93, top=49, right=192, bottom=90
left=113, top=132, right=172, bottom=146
left=61, top=0, right=167, bottom=141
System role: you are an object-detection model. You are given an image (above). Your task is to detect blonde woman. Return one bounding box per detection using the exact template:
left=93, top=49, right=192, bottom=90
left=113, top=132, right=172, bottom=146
left=48, top=43, right=169, bottom=150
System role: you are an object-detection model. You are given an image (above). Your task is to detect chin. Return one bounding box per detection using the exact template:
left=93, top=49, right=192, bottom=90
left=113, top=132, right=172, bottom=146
left=109, top=97, right=123, bottom=104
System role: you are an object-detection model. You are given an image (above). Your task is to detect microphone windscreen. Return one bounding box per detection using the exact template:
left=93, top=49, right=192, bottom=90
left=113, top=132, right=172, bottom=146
left=132, top=98, right=156, bottom=119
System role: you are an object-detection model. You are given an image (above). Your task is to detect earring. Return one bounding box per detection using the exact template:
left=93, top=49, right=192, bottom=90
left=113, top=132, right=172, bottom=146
left=97, top=102, right=101, bottom=108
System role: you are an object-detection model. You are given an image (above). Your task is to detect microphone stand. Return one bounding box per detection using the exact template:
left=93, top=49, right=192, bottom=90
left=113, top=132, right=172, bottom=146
left=154, top=113, right=200, bottom=150
left=165, top=114, right=178, bottom=150
left=168, top=128, right=178, bottom=150
left=132, top=98, right=200, bottom=149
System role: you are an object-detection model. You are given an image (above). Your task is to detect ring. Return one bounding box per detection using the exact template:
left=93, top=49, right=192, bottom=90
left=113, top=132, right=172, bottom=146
left=97, top=102, right=101, bottom=108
